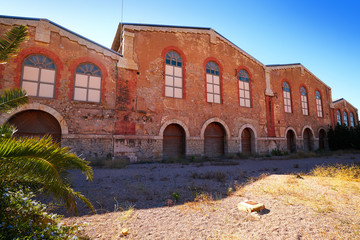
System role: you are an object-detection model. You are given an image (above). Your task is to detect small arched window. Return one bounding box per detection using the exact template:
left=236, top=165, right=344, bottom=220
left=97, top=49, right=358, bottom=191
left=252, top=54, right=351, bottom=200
left=74, top=63, right=102, bottom=102
left=350, top=112, right=355, bottom=127
left=337, top=110, right=342, bottom=125
left=206, top=61, right=221, bottom=103
left=282, top=82, right=292, bottom=113
left=239, top=69, right=251, bottom=107
left=165, top=51, right=183, bottom=98
left=300, top=86, right=308, bottom=115
left=315, top=91, right=323, bottom=117
left=21, top=55, right=56, bottom=98
left=344, top=112, right=348, bottom=126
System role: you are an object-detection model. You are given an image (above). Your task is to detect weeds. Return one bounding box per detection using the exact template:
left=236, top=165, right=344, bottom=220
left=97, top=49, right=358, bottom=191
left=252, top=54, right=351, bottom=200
left=310, top=164, right=360, bottom=181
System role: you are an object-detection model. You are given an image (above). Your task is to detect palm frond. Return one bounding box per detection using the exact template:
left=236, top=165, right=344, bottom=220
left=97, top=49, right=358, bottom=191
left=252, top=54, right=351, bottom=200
left=0, top=88, right=28, bottom=112
left=0, top=136, right=94, bottom=214
left=0, top=123, right=17, bottom=139
left=0, top=25, right=28, bottom=63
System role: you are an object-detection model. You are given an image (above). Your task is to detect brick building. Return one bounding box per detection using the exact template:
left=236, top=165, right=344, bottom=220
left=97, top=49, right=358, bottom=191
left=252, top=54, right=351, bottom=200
left=0, top=16, right=358, bottom=161
left=333, top=98, right=358, bottom=127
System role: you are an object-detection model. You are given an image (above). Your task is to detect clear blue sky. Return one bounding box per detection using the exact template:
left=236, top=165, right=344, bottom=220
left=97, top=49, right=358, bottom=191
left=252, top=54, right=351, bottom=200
left=2, top=0, right=360, bottom=109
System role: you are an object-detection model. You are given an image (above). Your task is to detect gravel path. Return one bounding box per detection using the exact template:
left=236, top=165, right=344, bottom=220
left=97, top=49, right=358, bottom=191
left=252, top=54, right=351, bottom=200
left=62, top=154, right=360, bottom=239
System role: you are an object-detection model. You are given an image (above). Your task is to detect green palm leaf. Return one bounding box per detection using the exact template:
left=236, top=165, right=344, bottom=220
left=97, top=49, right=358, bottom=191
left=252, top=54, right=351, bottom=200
left=0, top=136, right=94, bottom=214
left=0, top=25, right=28, bottom=63
left=0, top=88, right=28, bottom=112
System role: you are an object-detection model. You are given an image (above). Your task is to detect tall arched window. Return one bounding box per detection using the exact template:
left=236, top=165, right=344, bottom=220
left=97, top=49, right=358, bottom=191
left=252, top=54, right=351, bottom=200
left=74, top=63, right=102, bottom=102
left=300, top=86, right=308, bottom=115
left=337, top=110, right=341, bottom=125
left=239, top=69, right=251, bottom=107
left=21, top=55, right=56, bottom=98
left=350, top=112, right=355, bottom=127
left=206, top=61, right=221, bottom=103
left=344, top=111, right=348, bottom=126
left=315, top=90, right=323, bottom=117
left=282, top=82, right=292, bottom=113
left=165, top=51, right=183, bottom=98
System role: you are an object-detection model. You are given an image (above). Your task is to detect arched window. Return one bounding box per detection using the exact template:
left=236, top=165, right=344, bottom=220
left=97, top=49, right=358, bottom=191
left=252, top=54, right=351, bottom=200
left=165, top=51, right=183, bottom=98
left=300, top=86, right=308, bottom=115
left=337, top=110, right=341, bottom=125
left=74, top=63, right=102, bottom=102
left=206, top=61, right=221, bottom=103
left=21, top=55, right=56, bottom=98
left=344, top=112, right=348, bottom=126
left=315, top=90, right=323, bottom=117
left=282, top=82, right=292, bottom=113
left=239, top=69, right=251, bottom=107
left=350, top=112, right=355, bottom=127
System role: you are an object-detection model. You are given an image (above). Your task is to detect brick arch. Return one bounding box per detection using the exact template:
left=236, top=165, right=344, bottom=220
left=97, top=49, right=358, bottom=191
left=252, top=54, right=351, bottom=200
left=301, top=125, right=315, bottom=138
left=284, top=126, right=298, bottom=139
left=68, top=57, right=108, bottom=102
left=14, top=47, right=64, bottom=99
left=159, top=119, right=190, bottom=138
left=200, top=117, right=230, bottom=140
left=317, top=127, right=327, bottom=137
left=238, top=123, right=257, bottom=153
left=0, top=103, right=68, bottom=135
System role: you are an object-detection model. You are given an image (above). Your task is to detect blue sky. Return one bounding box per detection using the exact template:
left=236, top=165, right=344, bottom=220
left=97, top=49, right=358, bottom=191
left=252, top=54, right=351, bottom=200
left=2, top=0, right=360, bottom=109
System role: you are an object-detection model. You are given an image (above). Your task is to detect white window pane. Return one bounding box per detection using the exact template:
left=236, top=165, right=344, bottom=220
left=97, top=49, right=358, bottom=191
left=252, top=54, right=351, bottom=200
left=240, top=90, right=245, bottom=98
left=214, top=94, right=220, bottom=103
left=283, top=92, right=287, bottom=98
left=207, top=93, right=213, bottom=102
left=89, top=76, right=101, bottom=89
left=74, top=87, right=87, bottom=101
left=22, top=81, right=38, bottom=96
left=165, top=65, right=173, bottom=75
left=239, top=81, right=244, bottom=89
left=38, top=83, right=54, bottom=98
left=174, top=88, right=182, bottom=98
left=174, top=77, right=182, bottom=88
left=88, top=89, right=101, bottom=102
left=75, top=74, right=88, bottom=87
left=214, top=85, right=220, bottom=94
left=207, top=83, right=213, bottom=93
left=244, top=82, right=249, bottom=90
left=213, top=76, right=220, bottom=85
left=40, top=69, right=55, bottom=83
left=174, top=66, right=182, bottom=77
left=165, top=86, right=174, bottom=97
left=165, top=76, right=174, bottom=86
left=206, top=74, right=212, bottom=83
left=245, top=90, right=250, bottom=99
left=23, top=66, right=39, bottom=81
left=245, top=99, right=251, bottom=107
left=240, top=98, right=245, bottom=106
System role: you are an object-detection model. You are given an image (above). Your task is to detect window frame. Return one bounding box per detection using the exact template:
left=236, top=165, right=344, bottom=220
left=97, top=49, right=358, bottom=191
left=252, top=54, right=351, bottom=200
left=205, top=61, right=221, bottom=104
left=238, top=69, right=251, bottom=108
left=315, top=90, right=323, bottom=118
left=164, top=50, right=183, bottom=99
left=21, top=54, right=57, bottom=99
left=344, top=111, right=349, bottom=126
left=350, top=112, right=355, bottom=127
left=336, top=110, right=342, bottom=125
left=300, top=86, right=309, bottom=115
left=73, top=63, right=102, bottom=103
left=282, top=81, right=292, bottom=113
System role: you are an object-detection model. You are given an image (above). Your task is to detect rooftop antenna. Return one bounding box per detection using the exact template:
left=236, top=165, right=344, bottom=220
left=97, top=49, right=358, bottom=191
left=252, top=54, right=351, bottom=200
left=120, top=0, right=124, bottom=53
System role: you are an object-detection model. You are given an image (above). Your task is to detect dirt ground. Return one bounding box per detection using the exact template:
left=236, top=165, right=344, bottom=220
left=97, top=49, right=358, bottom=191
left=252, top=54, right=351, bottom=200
left=62, top=154, right=360, bottom=239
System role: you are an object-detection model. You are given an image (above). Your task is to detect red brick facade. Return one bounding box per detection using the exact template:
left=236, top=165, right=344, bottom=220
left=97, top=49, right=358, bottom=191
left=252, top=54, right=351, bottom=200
left=0, top=17, right=358, bottom=160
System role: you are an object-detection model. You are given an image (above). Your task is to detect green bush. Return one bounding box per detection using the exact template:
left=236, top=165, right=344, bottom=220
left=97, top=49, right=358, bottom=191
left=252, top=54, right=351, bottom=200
left=0, top=182, right=78, bottom=240
left=328, top=124, right=360, bottom=150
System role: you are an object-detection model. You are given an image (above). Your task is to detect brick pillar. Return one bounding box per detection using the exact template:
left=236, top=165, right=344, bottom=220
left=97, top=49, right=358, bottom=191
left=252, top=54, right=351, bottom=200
left=266, top=95, right=276, bottom=137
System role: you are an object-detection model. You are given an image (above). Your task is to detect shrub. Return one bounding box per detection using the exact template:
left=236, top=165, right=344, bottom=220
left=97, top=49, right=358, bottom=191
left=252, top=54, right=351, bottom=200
left=0, top=183, right=78, bottom=240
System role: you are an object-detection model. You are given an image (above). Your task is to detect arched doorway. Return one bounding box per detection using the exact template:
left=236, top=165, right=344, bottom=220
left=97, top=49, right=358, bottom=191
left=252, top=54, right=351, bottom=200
left=204, top=122, right=225, bottom=157
left=163, top=124, right=185, bottom=159
left=286, top=130, right=296, bottom=153
left=241, top=128, right=252, bottom=154
left=319, top=129, right=326, bottom=150
left=303, top=128, right=313, bottom=151
left=7, top=110, right=61, bottom=143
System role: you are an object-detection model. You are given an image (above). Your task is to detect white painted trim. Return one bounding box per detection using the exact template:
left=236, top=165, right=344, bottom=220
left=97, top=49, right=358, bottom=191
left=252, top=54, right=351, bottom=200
left=200, top=117, right=231, bottom=140
left=301, top=125, right=315, bottom=138
left=284, top=126, right=298, bottom=139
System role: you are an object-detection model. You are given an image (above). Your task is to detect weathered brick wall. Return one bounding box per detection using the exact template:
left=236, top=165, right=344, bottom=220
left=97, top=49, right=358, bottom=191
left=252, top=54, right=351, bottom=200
left=333, top=99, right=358, bottom=126
left=269, top=67, right=332, bottom=141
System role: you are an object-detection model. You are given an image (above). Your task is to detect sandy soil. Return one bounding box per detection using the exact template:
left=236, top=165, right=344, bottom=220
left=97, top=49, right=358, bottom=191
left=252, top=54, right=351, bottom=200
left=62, top=154, right=360, bottom=239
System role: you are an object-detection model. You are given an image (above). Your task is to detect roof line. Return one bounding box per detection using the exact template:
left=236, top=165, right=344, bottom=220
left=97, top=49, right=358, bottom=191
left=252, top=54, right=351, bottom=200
left=0, top=15, right=122, bottom=57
